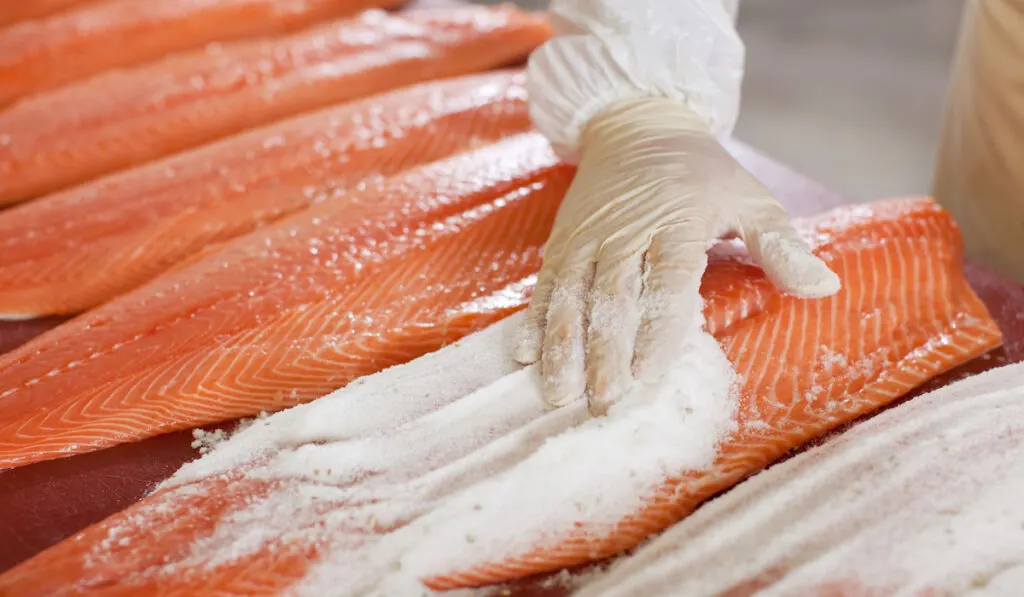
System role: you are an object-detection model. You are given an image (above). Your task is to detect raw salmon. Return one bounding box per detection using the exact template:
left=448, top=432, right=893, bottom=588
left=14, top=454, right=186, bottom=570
left=0, top=0, right=95, bottom=27
left=0, top=133, right=573, bottom=470
left=0, top=71, right=538, bottom=319
left=0, top=197, right=1003, bottom=596
left=0, top=0, right=406, bottom=107
left=425, top=197, right=1004, bottom=591
left=0, top=5, right=551, bottom=205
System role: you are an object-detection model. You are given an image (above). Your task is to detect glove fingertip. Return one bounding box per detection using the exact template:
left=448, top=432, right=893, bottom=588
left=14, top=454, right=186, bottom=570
left=539, top=299, right=588, bottom=408
left=750, top=229, right=841, bottom=299
left=795, top=260, right=842, bottom=298
left=542, top=359, right=586, bottom=407
left=773, top=250, right=842, bottom=299
left=513, top=325, right=542, bottom=365
left=513, top=287, right=552, bottom=365
left=588, top=393, right=614, bottom=417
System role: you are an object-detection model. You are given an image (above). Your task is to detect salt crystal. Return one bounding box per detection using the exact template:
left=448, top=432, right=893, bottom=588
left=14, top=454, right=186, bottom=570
left=190, top=428, right=227, bottom=455
left=816, top=345, right=848, bottom=369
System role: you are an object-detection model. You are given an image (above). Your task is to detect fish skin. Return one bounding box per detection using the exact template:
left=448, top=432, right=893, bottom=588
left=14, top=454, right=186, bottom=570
left=0, top=133, right=574, bottom=470
left=0, top=5, right=552, bottom=205
left=0, top=197, right=1002, bottom=597
left=0, top=0, right=95, bottom=27
left=0, top=69, right=538, bottom=318
left=0, top=0, right=408, bottom=108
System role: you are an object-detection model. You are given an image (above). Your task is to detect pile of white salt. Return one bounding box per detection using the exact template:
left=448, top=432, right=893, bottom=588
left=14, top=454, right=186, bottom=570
left=578, top=361, right=1024, bottom=596
left=141, top=310, right=739, bottom=595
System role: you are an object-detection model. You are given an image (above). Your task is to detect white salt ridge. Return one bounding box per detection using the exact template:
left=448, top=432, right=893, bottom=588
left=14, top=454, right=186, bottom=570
left=575, top=361, right=1024, bottom=597
left=86, top=319, right=527, bottom=576
left=293, top=321, right=737, bottom=595
left=175, top=364, right=576, bottom=588
left=168, top=316, right=523, bottom=486
left=189, top=412, right=270, bottom=455
left=190, top=428, right=227, bottom=454
left=148, top=311, right=737, bottom=595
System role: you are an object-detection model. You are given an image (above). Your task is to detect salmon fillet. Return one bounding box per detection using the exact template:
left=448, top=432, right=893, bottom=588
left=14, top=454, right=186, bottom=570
left=0, top=133, right=572, bottom=470
left=0, top=0, right=406, bottom=107
left=425, top=198, right=1004, bottom=591
left=0, top=0, right=95, bottom=27
left=0, top=197, right=1002, bottom=596
left=0, top=5, right=551, bottom=205
left=0, top=69, right=541, bottom=319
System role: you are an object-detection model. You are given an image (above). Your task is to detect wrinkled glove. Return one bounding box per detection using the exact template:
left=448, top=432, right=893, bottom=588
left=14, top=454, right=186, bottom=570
left=518, top=0, right=840, bottom=415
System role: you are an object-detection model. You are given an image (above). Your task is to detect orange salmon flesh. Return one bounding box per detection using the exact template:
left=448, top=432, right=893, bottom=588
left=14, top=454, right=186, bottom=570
left=0, top=0, right=96, bottom=27
left=0, top=5, right=551, bottom=205
left=0, top=71, right=547, bottom=318
left=0, top=0, right=408, bottom=108
left=0, top=131, right=571, bottom=470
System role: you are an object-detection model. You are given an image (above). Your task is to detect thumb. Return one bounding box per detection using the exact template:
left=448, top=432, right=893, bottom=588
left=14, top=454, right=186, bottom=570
left=739, top=200, right=841, bottom=298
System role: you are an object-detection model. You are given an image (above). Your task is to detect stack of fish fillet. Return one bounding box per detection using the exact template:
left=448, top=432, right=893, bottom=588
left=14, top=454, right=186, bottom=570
left=0, top=0, right=558, bottom=469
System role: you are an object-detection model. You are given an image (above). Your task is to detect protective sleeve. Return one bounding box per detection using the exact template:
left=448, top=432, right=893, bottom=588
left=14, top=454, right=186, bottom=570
left=526, top=0, right=746, bottom=163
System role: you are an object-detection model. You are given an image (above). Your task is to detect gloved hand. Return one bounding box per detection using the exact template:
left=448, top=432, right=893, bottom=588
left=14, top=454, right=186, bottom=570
left=518, top=0, right=841, bottom=415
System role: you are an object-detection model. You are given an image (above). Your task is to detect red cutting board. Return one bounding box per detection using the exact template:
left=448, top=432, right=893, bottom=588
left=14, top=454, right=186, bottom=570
left=1, top=2, right=1023, bottom=595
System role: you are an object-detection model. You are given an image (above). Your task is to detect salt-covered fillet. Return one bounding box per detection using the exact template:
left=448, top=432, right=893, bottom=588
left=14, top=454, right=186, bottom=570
left=422, top=198, right=1003, bottom=591
left=0, top=315, right=534, bottom=597
left=0, top=133, right=573, bottom=470
left=576, top=361, right=1024, bottom=597
left=0, top=198, right=1002, bottom=596
left=0, top=70, right=535, bottom=318
left=0, top=0, right=406, bottom=108
left=0, top=5, right=551, bottom=205
left=0, top=0, right=95, bottom=27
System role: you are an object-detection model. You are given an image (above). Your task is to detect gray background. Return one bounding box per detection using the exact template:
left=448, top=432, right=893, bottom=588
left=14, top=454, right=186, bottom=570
left=470, top=0, right=965, bottom=202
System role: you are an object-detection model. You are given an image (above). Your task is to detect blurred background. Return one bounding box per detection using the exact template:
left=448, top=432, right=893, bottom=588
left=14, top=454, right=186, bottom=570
left=471, top=0, right=967, bottom=202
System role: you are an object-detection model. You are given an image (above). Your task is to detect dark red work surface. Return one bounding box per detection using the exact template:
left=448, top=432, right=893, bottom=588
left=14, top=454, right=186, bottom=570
left=1, top=140, right=1022, bottom=593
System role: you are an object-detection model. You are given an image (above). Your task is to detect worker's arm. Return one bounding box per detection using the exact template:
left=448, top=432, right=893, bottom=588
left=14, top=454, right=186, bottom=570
left=518, top=0, right=841, bottom=415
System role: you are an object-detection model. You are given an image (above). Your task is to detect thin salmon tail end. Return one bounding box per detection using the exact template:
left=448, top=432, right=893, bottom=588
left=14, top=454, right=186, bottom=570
left=0, top=475, right=272, bottom=597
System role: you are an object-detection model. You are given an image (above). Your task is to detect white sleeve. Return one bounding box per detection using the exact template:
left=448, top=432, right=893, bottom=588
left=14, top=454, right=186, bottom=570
left=526, top=0, right=746, bottom=163
left=722, top=0, right=741, bottom=22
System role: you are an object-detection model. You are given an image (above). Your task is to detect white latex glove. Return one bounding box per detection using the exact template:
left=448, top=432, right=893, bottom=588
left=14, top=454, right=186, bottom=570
left=519, top=0, right=841, bottom=415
